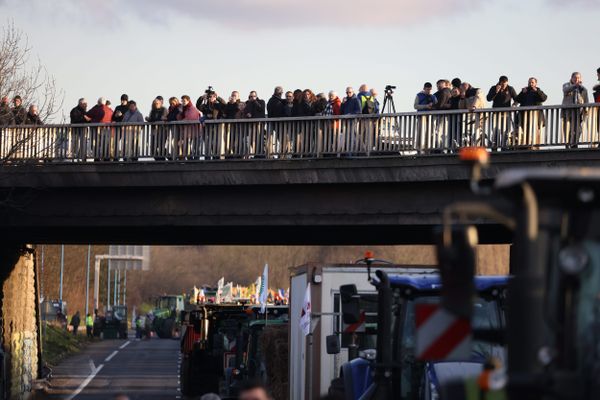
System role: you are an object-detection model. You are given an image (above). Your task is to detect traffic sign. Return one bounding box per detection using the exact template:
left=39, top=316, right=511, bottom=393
left=416, top=303, right=471, bottom=361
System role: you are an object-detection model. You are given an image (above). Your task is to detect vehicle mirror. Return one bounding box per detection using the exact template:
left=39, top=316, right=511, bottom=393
left=437, top=225, right=477, bottom=319
left=340, top=284, right=361, bottom=324
left=326, top=335, right=340, bottom=355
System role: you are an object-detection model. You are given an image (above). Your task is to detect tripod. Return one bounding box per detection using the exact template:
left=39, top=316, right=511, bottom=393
left=381, top=90, right=396, bottom=114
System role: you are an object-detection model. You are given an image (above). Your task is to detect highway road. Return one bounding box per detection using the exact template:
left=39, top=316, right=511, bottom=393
left=40, top=335, right=182, bottom=400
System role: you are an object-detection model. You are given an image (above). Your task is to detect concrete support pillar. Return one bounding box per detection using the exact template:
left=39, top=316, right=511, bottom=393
left=0, top=245, right=39, bottom=399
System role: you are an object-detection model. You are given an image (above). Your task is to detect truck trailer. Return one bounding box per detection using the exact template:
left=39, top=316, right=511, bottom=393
left=289, top=262, right=435, bottom=400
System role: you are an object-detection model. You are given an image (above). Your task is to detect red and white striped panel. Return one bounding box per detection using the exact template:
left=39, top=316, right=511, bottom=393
left=415, top=303, right=471, bottom=361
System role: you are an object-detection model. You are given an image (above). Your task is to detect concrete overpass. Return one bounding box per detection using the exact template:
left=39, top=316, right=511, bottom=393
left=1, top=149, right=599, bottom=245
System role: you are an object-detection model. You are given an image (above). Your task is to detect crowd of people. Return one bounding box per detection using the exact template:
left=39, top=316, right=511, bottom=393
left=0, top=70, right=597, bottom=127
left=0, top=69, right=598, bottom=153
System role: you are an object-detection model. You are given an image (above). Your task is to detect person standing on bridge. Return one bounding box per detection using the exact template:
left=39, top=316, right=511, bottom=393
left=177, top=95, right=202, bottom=159
left=267, top=86, right=284, bottom=118
left=147, top=97, right=168, bottom=159
left=70, top=311, right=81, bottom=336
left=414, top=82, right=437, bottom=152
left=25, top=104, right=43, bottom=125
left=112, top=94, right=129, bottom=123
left=11, top=95, right=27, bottom=125
left=122, top=100, right=144, bottom=160
left=86, top=313, right=93, bottom=337
left=433, top=79, right=452, bottom=150
left=486, top=76, right=518, bottom=149
left=562, top=72, right=589, bottom=149
left=515, top=77, right=548, bottom=149
left=340, top=87, right=362, bottom=155
left=0, top=96, right=14, bottom=126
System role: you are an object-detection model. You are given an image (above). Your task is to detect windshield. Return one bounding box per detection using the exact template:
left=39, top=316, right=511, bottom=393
left=158, top=296, right=178, bottom=310
left=396, top=295, right=503, bottom=399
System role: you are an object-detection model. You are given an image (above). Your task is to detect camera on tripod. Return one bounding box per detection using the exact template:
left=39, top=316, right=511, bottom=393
left=385, top=85, right=396, bottom=94
left=205, top=86, right=215, bottom=96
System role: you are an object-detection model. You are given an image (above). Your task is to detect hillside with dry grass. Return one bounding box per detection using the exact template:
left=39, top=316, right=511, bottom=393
left=38, top=245, right=508, bottom=317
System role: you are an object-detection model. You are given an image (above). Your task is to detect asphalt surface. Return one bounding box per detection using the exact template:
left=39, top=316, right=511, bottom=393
left=40, top=334, right=182, bottom=400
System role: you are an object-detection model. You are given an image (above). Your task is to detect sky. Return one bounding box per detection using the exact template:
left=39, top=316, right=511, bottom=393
left=1, top=0, right=599, bottom=120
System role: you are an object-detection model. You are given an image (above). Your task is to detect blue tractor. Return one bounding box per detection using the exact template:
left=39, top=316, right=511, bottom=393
left=333, top=272, right=508, bottom=400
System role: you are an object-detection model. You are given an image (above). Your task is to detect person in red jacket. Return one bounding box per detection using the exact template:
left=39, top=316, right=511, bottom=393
left=177, top=95, right=202, bottom=159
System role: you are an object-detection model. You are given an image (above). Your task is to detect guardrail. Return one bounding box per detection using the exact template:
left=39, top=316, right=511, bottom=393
left=0, top=104, right=598, bottom=162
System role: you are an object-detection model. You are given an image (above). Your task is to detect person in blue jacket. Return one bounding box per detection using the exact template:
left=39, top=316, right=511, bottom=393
left=341, top=87, right=361, bottom=115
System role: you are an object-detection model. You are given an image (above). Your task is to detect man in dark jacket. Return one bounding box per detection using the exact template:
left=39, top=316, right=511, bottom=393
left=282, top=91, right=294, bottom=117
left=486, top=76, right=518, bottom=149
left=112, top=94, right=129, bottom=122
left=11, top=96, right=27, bottom=125
left=224, top=91, right=242, bottom=120
left=244, top=91, right=265, bottom=118
left=340, top=87, right=361, bottom=115
left=267, top=86, right=284, bottom=118
left=24, top=104, right=43, bottom=125
left=515, top=77, right=548, bottom=148
left=70, top=98, right=90, bottom=124
left=198, top=92, right=226, bottom=120
left=433, top=80, right=452, bottom=149
left=486, top=75, right=518, bottom=108
left=0, top=96, right=14, bottom=126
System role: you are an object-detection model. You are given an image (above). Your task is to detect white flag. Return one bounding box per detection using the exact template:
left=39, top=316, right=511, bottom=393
left=216, top=277, right=224, bottom=304
left=191, top=286, right=199, bottom=304
left=223, top=282, right=233, bottom=303
left=259, top=264, right=269, bottom=313
left=300, top=283, right=311, bottom=336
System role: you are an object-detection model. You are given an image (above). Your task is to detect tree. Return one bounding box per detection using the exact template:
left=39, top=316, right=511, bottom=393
left=0, top=20, right=63, bottom=122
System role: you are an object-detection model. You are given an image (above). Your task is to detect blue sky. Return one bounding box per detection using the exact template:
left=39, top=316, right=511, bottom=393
left=1, top=0, right=599, bottom=119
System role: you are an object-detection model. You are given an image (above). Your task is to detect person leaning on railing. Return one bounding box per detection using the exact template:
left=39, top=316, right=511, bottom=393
left=594, top=67, right=600, bottom=138
left=515, top=78, right=548, bottom=149
left=562, top=72, right=589, bottom=149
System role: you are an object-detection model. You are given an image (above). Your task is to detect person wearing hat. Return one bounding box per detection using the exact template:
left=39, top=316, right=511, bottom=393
left=11, top=95, right=27, bottom=125
left=0, top=96, right=14, bottom=126
left=112, top=94, right=129, bottom=123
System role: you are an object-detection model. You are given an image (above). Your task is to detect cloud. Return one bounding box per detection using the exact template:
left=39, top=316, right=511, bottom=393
left=27, top=0, right=484, bottom=29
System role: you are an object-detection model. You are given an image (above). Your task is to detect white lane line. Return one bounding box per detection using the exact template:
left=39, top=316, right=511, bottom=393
left=104, top=350, right=119, bottom=362
left=119, top=340, right=131, bottom=350
left=65, top=363, right=104, bottom=400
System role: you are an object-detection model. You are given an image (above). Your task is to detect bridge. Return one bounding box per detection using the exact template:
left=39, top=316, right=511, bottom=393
left=0, top=103, right=599, bottom=245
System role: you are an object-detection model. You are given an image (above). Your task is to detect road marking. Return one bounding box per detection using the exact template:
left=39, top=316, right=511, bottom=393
left=104, top=350, right=119, bottom=362
left=119, top=340, right=131, bottom=350
left=65, top=363, right=104, bottom=400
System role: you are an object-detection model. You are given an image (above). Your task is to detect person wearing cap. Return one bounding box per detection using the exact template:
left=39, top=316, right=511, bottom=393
left=112, top=94, right=129, bottom=123
left=0, top=96, right=14, bottom=126
left=11, top=96, right=27, bottom=125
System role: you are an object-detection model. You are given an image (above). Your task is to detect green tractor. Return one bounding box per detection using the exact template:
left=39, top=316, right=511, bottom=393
left=152, top=295, right=185, bottom=339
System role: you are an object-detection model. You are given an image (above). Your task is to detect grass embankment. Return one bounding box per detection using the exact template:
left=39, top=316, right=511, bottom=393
left=42, top=323, right=95, bottom=366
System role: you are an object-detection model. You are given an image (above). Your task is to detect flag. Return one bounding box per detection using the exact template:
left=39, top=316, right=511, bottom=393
left=300, top=283, right=311, bottom=336
left=222, top=282, right=233, bottom=303
left=216, top=277, right=224, bottom=304
left=259, top=264, right=269, bottom=313
left=192, top=286, right=199, bottom=304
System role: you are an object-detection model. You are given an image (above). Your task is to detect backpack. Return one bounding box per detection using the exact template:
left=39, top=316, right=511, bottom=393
left=362, top=96, right=376, bottom=114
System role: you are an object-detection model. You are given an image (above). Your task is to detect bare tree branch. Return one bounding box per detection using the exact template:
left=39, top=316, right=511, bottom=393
left=0, top=20, right=64, bottom=123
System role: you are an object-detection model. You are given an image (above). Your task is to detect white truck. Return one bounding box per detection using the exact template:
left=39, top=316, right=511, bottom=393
left=289, top=262, right=434, bottom=400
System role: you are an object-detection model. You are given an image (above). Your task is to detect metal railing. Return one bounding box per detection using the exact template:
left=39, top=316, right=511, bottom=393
left=0, top=104, right=598, bottom=162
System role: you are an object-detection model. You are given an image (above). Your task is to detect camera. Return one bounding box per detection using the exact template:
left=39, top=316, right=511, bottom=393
left=385, top=85, right=396, bottom=93
left=205, top=86, right=215, bottom=95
